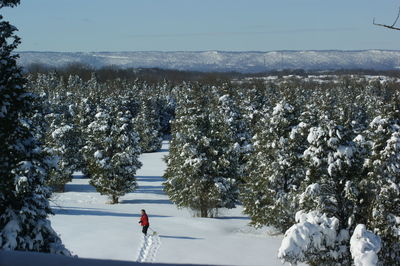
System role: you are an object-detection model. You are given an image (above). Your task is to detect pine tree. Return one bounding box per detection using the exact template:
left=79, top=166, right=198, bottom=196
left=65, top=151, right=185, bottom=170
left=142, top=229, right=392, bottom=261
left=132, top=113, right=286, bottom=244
left=134, top=99, right=162, bottom=153
left=281, top=117, right=365, bottom=265
left=205, top=89, right=245, bottom=210
left=45, top=119, right=79, bottom=192
left=76, top=94, right=98, bottom=176
left=364, top=111, right=400, bottom=264
left=216, top=86, right=252, bottom=182
left=85, top=103, right=142, bottom=204
left=164, top=85, right=213, bottom=217
left=42, top=77, right=81, bottom=192
left=0, top=1, right=70, bottom=254
left=241, top=101, right=307, bottom=232
left=157, top=81, right=176, bottom=135
left=164, top=84, right=242, bottom=217
left=25, top=76, right=50, bottom=144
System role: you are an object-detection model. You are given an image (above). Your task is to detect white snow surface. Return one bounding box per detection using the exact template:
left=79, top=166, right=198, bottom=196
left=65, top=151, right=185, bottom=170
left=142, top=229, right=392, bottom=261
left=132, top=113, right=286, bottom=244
left=136, top=234, right=161, bottom=263
left=350, top=224, right=381, bottom=266
left=49, top=141, right=285, bottom=265
left=278, top=211, right=344, bottom=263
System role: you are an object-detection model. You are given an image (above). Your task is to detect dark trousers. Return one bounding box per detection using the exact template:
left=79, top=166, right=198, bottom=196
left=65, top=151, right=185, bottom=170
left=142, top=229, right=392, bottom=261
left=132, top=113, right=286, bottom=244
left=142, top=225, right=149, bottom=236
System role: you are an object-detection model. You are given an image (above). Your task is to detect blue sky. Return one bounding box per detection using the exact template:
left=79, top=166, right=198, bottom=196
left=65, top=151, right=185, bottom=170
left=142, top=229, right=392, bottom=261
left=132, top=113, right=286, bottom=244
left=3, top=0, right=400, bottom=52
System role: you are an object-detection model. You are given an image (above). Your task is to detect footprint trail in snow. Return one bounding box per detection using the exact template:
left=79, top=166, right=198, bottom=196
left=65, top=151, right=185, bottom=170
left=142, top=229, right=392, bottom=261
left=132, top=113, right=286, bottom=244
left=136, top=234, right=161, bottom=263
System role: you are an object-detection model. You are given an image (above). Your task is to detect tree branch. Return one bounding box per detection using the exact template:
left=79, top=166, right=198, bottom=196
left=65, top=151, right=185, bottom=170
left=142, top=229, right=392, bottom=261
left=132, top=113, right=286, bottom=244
left=373, top=7, right=400, bottom=31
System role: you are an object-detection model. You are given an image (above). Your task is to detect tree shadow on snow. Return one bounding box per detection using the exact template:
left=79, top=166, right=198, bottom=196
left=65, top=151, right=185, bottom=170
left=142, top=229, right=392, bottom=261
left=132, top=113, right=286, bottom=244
left=121, top=199, right=172, bottom=205
left=136, top=176, right=165, bottom=183
left=215, top=216, right=250, bottom=221
left=52, top=207, right=171, bottom=218
left=159, top=235, right=203, bottom=240
left=135, top=185, right=165, bottom=195
left=64, top=183, right=96, bottom=193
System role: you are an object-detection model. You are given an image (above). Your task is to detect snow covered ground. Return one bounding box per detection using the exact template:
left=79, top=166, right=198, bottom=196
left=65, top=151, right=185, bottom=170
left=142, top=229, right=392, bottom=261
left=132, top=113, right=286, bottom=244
left=49, top=140, right=286, bottom=265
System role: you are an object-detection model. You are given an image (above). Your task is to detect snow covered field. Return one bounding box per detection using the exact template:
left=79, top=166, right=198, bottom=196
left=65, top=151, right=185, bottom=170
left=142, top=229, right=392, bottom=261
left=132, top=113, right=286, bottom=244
left=49, top=140, right=286, bottom=265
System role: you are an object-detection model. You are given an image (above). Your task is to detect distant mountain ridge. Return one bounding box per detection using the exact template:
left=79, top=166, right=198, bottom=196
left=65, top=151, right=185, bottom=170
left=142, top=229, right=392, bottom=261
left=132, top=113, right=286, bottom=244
left=17, top=50, right=400, bottom=73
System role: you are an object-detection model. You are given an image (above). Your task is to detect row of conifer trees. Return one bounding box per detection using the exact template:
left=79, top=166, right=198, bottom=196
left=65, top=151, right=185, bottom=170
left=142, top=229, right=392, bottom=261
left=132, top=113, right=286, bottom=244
left=163, top=78, right=400, bottom=265
left=27, top=72, right=174, bottom=203
left=5, top=59, right=400, bottom=264
left=24, top=72, right=400, bottom=264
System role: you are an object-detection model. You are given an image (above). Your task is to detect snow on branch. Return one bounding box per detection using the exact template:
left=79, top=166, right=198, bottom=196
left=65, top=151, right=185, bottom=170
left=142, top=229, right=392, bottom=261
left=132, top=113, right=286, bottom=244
left=350, top=224, right=381, bottom=266
left=278, top=211, right=349, bottom=265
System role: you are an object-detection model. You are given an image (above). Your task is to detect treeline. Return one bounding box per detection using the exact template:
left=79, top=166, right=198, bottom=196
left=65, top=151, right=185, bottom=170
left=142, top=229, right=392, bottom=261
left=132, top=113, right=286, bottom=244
left=25, top=62, right=240, bottom=85
left=24, top=62, right=400, bottom=84
left=251, top=68, right=400, bottom=78
left=163, top=77, right=400, bottom=265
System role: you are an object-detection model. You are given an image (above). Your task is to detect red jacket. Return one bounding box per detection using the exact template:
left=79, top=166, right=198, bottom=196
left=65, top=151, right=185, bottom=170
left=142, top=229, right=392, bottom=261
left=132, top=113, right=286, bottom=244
left=140, top=213, right=149, bottom=226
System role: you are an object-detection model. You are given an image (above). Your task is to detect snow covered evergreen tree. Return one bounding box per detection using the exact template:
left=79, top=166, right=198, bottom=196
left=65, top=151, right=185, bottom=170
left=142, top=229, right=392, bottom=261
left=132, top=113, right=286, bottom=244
left=85, top=103, right=142, bottom=204
left=280, top=116, right=365, bottom=265
left=76, top=93, right=98, bottom=176
left=164, top=85, right=214, bottom=217
left=134, top=98, right=162, bottom=153
left=0, top=0, right=70, bottom=254
left=42, top=79, right=81, bottom=192
left=215, top=86, right=252, bottom=183
left=157, top=81, right=176, bottom=135
left=364, top=111, right=400, bottom=265
left=205, top=89, right=247, bottom=210
left=45, top=118, right=80, bottom=192
left=164, top=84, right=243, bottom=217
left=241, top=101, right=308, bottom=232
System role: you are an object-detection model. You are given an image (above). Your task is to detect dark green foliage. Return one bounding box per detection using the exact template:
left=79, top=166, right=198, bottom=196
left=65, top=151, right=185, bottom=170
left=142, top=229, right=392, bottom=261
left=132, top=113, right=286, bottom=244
left=85, top=103, right=142, bottom=204
left=164, top=85, right=218, bottom=217
left=241, top=101, right=307, bottom=232
left=0, top=2, right=69, bottom=254
left=164, top=84, right=246, bottom=217
left=0, top=0, right=20, bottom=8
left=134, top=99, right=163, bottom=153
left=21, top=62, right=400, bottom=264
left=363, top=108, right=400, bottom=264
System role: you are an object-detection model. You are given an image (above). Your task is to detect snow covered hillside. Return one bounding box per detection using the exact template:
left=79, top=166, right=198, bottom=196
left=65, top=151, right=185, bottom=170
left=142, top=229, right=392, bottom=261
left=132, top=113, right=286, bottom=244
left=49, top=140, right=285, bottom=266
left=18, top=50, right=400, bottom=73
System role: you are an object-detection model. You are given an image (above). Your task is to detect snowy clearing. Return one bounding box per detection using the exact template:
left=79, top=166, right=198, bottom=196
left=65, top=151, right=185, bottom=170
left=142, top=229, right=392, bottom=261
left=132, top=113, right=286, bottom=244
left=49, top=140, right=286, bottom=265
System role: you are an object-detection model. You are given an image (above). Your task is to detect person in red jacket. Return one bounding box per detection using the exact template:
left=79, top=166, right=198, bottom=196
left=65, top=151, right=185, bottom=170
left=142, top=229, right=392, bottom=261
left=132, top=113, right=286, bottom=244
left=139, top=209, right=150, bottom=236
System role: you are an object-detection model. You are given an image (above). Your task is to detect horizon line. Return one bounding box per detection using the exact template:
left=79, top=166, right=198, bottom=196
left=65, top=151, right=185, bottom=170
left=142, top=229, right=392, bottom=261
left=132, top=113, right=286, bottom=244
left=15, top=49, right=400, bottom=54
